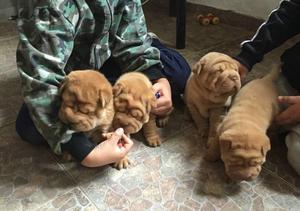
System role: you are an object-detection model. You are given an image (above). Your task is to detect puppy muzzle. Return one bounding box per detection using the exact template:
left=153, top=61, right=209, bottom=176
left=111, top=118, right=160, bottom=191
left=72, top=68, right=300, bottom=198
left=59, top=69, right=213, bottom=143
left=113, top=113, right=142, bottom=134
left=226, top=165, right=262, bottom=181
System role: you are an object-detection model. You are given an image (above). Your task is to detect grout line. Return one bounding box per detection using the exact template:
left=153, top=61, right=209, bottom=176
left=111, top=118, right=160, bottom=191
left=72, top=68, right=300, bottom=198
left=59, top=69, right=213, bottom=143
left=32, top=186, right=98, bottom=211
left=0, top=120, right=16, bottom=129
left=0, top=35, right=18, bottom=42
left=49, top=150, right=101, bottom=210
left=262, top=166, right=300, bottom=193
left=161, top=123, right=194, bottom=143
left=0, top=122, right=100, bottom=209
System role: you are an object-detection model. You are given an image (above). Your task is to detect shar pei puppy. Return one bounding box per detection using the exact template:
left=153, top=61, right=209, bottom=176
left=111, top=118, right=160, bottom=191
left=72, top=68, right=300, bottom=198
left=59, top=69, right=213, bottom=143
left=217, top=67, right=280, bottom=181
left=58, top=70, right=115, bottom=160
left=111, top=72, right=172, bottom=168
left=185, top=52, right=241, bottom=160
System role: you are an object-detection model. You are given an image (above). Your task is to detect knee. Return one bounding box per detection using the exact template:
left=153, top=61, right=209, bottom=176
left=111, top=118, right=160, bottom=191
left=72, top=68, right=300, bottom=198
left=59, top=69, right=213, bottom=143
left=15, top=104, right=46, bottom=145
left=285, top=131, right=300, bottom=175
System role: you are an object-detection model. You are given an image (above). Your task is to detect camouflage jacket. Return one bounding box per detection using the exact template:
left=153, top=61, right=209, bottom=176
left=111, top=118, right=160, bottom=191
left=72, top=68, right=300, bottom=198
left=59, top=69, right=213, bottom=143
left=16, top=0, right=163, bottom=154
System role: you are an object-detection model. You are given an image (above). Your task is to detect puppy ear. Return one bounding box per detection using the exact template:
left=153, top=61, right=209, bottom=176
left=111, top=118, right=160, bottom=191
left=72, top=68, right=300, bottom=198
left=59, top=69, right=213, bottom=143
left=259, top=135, right=271, bottom=156
left=220, top=139, right=232, bottom=151
left=192, top=60, right=205, bottom=75
left=261, top=144, right=270, bottom=156
left=147, top=95, right=157, bottom=114
left=99, top=89, right=112, bottom=108
left=113, top=83, right=124, bottom=97
left=59, top=77, right=69, bottom=95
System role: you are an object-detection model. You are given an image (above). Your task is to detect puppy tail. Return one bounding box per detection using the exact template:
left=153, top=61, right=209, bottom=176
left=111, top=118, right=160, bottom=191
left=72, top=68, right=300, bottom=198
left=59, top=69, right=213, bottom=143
left=264, top=63, right=281, bottom=82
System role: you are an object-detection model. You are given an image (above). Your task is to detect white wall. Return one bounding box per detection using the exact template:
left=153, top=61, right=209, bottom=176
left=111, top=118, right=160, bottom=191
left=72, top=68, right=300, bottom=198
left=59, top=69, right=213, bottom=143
left=188, top=0, right=281, bottom=20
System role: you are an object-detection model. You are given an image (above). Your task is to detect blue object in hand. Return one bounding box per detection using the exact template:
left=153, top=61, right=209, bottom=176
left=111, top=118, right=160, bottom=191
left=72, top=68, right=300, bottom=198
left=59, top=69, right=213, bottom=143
left=155, top=92, right=161, bottom=99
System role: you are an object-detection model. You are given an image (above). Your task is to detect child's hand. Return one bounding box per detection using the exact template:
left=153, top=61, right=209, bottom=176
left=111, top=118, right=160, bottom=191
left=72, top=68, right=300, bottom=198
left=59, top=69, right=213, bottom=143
left=152, top=78, right=173, bottom=116
left=81, top=128, right=134, bottom=167
left=275, top=96, right=300, bottom=125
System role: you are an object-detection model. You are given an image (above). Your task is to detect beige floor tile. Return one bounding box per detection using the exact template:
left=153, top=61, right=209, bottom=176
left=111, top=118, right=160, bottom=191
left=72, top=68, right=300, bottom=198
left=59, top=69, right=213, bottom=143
left=1, top=1, right=300, bottom=210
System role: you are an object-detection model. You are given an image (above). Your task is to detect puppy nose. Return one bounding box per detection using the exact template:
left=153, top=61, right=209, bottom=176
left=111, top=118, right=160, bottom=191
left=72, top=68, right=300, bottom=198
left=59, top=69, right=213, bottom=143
left=245, top=173, right=258, bottom=181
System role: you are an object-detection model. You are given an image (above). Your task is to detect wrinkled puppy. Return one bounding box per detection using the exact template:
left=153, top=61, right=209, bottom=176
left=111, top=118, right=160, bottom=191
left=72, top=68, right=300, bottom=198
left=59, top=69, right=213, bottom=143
left=59, top=70, right=115, bottom=160
left=112, top=72, right=169, bottom=168
left=218, top=68, right=280, bottom=181
left=185, top=52, right=241, bottom=160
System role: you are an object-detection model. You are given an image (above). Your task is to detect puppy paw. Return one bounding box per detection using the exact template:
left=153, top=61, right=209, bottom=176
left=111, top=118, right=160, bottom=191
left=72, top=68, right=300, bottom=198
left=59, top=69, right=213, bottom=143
left=183, top=108, right=193, bottom=122
left=147, top=135, right=161, bottom=147
left=156, top=108, right=173, bottom=128
left=102, top=132, right=114, bottom=139
left=203, top=137, right=220, bottom=161
left=113, top=157, right=131, bottom=170
left=156, top=116, right=169, bottom=128
left=62, top=151, right=73, bottom=162
left=203, top=150, right=219, bottom=162
left=199, top=130, right=209, bottom=139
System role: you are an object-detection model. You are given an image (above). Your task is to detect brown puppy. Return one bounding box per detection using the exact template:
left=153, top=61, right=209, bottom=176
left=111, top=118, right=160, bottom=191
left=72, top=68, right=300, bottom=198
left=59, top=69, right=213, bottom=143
left=58, top=70, right=115, bottom=160
left=59, top=70, right=114, bottom=134
left=218, top=68, right=280, bottom=181
left=112, top=72, right=169, bottom=168
left=185, top=52, right=241, bottom=159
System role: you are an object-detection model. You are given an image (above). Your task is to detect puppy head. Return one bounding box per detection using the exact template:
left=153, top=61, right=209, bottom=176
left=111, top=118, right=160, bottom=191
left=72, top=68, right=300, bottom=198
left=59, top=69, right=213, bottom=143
left=192, top=52, right=241, bottom=99
left=219, top=129, right=270, bottom=181
left=112, top=72, right=156, bottom=134
left=59, top=70, right=113, bottom=132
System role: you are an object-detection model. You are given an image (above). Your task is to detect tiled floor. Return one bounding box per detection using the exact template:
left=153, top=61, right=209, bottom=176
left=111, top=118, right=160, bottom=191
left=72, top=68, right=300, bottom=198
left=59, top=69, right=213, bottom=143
left=1, top=1, right=300, bottom=210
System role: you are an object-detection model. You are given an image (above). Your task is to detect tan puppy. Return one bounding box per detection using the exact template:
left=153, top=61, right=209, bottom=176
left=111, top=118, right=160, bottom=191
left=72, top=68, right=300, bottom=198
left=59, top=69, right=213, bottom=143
left=59, top=70, right=114, bottom=134
left=112, top=72, right=170, bottom=168
left=185, top=52, right=241, bottom=159
left=58, top=70, right=115, bottom=161
left=218, top=68, right=280, bottom=181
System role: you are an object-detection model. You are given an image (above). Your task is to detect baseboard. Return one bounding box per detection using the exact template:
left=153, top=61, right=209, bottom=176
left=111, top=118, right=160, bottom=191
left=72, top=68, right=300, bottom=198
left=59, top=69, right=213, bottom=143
left=0, top=7, right=16, bottom=22
left=186, top=3, right=264, bottom=31
left=1, top=1, right=264, bottom=30
left=146, top=0, right=264, bottom=31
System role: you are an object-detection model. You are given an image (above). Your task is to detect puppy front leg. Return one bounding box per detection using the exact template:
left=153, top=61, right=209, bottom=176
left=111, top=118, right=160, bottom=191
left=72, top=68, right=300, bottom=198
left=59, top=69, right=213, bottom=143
left=113, top=132, right=131, bottom=170
left=204, top=137, right=220, bottom=162
left=187, top=104, right=209, bottom=138
left=143, top=114, right=161, bottom=147
left=156, top=107, right=174, bottom=128
left=204, top=107, right=226, bottom=161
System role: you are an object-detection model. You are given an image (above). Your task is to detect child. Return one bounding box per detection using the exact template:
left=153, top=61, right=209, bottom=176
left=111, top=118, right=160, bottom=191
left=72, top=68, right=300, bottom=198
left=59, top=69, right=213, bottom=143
left=15, top=0, right=191, bottom=167
left=233, top=0, right=300, bottom=174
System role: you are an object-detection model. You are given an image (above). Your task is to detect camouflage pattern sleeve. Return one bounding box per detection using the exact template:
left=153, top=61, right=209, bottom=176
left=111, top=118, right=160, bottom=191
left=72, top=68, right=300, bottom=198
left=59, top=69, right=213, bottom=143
left=16, top=1, right=79, bottom=154
left=111, top=0, right=163, bottom=74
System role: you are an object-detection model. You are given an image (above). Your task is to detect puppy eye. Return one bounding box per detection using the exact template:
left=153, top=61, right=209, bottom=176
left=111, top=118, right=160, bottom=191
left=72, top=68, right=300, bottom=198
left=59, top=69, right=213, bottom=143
left=67, top=104, right=78, bottom=112
left=229, top=159, right=244, bottom=166
left=117, top=105, right=126, bottom=112
left=231, top=76, right=238, bottom=81
left=114, top=99, right=127, bottom=112
left=249, top=159, right=263, bottom=166
left=78, top=104, right=94, bottom=114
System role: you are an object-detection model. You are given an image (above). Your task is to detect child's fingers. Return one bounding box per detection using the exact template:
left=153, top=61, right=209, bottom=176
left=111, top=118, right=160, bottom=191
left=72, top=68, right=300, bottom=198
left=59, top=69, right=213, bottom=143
left=108, top=128, right=124, bottom=144
left=276, top=103, right=300, bottom=125
left=152, top=106, right=172, bottom=115
left=278, top=96, right=300, bottom=105
left=119, top=134, right=134, bottom=151
left=102, top=132, right=113, bottom=139
left=152, top=96, right=172, bottom=114
left=275, top=111, right=290, bottom=125
left=152, top=83, right=163, bottom=93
